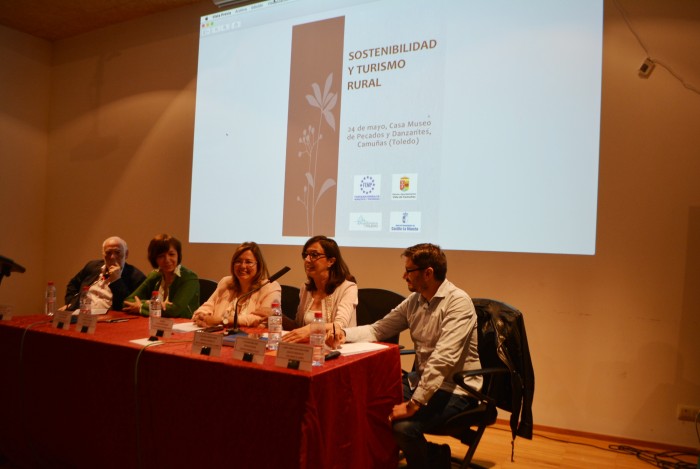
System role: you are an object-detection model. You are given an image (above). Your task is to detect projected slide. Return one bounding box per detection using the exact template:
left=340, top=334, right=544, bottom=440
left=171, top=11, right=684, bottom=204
left=190, top=0, right=603, bottom=255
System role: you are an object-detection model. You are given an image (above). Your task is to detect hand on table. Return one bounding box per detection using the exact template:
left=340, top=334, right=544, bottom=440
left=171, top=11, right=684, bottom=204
left=281, top=324, right=311, bottom=343
left=192, top=311, right=213, bottom=327
left=245, top=313, right=266, bottom=327
left=326, top=327, right=345, bottom=349
left=252, top=306, right=272, bottom=318
left=122, top=296, right=142, bottom=314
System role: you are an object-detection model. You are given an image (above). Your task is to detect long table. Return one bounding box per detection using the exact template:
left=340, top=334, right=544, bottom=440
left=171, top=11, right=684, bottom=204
left=0, top=313, right=402, bottom=469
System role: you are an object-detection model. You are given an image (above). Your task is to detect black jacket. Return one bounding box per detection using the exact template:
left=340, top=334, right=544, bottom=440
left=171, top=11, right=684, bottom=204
left=65, top=260, right=146, bottom=311
left=473, top=298, right=534, bottom=440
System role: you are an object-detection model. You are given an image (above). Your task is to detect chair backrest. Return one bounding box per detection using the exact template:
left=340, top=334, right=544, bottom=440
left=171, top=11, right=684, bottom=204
left=356, top=288, right=405, bottom=344
left=198, top=279, right=218, bottom=306
left=280, top=284, right=300, bottom=321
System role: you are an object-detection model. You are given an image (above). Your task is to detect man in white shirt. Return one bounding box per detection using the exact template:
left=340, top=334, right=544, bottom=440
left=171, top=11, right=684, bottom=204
left=331, top=243, right=481, bottom=469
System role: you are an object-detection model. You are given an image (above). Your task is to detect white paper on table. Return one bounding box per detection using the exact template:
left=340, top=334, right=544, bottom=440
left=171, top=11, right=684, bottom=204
left=71, top=308, right=108, bottom=315
left=173, top=322, right=204, bottom=333
left=261, top=330, right=289, bottom=338
left=130, top=338, right=164, bottom=346
left=337, top=342, right=389, bottom=356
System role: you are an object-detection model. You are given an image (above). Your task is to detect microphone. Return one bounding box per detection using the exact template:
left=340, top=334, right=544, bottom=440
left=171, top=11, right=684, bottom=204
left=0, top=255, right=26, bottom=286
left=227, top=266, right=291, bottom=335
left=267, top=266, right=291, bottom=283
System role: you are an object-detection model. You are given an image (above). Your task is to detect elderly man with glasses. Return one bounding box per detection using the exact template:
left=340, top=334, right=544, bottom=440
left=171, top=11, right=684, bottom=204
left=62, top=236, right=146, bottom=312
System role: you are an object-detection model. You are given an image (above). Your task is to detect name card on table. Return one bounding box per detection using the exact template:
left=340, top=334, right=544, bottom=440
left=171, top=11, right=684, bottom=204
left=149, top=317, right=174, bottom=339
left=191, top=331, right=223, bottom=357
left=76, top=312, right=98, bottom=334
left=275, top=342, right=312, bottom=372
left=52, top=310, right=73, bottom=330
left=232, top=336, right=267, bottom=364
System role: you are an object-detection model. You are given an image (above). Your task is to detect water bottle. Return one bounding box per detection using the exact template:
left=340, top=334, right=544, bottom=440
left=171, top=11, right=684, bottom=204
left=149, top=291, right=162, bottom=331
left=79, top=286, right=91, bottom=315
left=310, top=311, right=325, bottom=366
left=267, top=300, right=283, bottom=350
left=44, top=281, right=57, bottom=316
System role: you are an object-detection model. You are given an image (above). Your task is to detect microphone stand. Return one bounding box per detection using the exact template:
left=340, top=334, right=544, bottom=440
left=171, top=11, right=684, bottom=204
left=225, top=266, right=291, bottom=336
left=226, top=288, right=257, bottom=336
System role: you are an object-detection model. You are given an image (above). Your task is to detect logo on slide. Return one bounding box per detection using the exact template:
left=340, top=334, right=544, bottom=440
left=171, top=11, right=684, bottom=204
left=390, top=211, right=421, bottom=232
left=349, top=212, right=382, bottom=231
left=392, top=174, right=418, bottom=200
left=353, top=175, right=380, bottom=201
left=360, top=176, right=376, bottom=194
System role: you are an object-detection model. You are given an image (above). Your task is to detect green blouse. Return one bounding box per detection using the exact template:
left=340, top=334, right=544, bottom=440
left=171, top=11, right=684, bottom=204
left=126, top=265, right=199, bottom=319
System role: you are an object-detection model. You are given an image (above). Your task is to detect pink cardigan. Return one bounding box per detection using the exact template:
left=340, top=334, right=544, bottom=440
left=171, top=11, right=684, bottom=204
left=193, top=276, right=281, bottom=326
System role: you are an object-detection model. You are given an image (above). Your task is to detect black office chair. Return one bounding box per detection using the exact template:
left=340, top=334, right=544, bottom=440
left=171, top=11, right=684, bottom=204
left=280, top=284, right=300, bottom=321
left=198, top=278, right=218, bottom=306
left=356, top=288, right=405, bottom=344
left=424, top=298, right=534, bottom=469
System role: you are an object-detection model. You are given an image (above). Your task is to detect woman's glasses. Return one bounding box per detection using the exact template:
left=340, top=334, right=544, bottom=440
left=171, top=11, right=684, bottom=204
left=233, top=260, right=257, bottom=267
left=302, top=251, right=326, bottom=261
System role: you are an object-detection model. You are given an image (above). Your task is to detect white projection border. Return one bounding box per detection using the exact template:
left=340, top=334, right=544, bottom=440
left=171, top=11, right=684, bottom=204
left=190, top=0, right=602, bottom=255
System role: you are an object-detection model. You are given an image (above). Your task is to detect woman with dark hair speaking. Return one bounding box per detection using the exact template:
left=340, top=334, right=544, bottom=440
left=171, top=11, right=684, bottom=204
left=123, top=234, right=199, bottom=318
left=282, top=235, right=357, bottom=343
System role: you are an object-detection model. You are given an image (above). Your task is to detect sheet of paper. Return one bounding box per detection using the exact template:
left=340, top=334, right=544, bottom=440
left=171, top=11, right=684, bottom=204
left=130, top=338, right=164, bottom=346
left=261, top=330, right=289, bottom=339
left=71, top=308, right=108, bottom=316
left=337, top=342, right=389, bottom=356
left=173, top=322, right=204, bottom=333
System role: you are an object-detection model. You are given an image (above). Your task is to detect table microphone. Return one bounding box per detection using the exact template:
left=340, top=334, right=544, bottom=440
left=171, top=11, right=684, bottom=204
left=227, top=266, right=291, bottom=336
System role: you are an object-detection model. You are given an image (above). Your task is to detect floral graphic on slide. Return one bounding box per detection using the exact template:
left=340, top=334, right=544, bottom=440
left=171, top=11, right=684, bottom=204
left=296, top=73, right=338, bottom=235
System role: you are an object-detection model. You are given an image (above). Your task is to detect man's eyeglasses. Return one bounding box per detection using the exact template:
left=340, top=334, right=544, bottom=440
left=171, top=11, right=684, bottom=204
left=302, top=251, right=326, bottom=261
left=233, top=260, right=257, bottom=267
left=405, top=266, right=427, bottom=274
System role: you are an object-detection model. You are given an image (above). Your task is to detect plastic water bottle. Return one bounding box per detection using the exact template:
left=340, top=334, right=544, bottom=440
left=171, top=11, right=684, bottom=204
left=44, top=281, right=57, bottom=316
left=310, top=311, right=325, bottom=366
left=267, top=300, right=283, bottom=350
left=149, top=291, right=162, bottom=331
left=79, top=286, right=91, bottom=315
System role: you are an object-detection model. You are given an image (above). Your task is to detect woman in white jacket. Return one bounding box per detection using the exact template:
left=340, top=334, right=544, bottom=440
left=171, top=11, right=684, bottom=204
left=282, top=235, right=357, bottom=343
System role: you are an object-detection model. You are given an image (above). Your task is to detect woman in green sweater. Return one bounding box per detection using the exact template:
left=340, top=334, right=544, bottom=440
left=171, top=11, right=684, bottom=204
left=123, top=234, right=199, bottom=318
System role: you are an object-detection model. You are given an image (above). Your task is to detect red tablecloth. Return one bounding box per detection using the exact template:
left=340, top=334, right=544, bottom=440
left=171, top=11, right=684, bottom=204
left=0, top=314, right=402, bottom=469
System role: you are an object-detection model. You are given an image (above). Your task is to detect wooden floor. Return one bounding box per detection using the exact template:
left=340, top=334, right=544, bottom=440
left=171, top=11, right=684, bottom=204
left=403, top=423, right=699, bottom=469
left=2, top=424, right=696, bottom=468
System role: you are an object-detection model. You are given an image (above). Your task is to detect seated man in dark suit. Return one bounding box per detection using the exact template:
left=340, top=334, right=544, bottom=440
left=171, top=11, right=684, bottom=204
left=62, top=236, right=146, bottom=311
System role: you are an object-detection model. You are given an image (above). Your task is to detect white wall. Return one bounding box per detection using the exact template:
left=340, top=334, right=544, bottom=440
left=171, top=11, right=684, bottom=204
left=0, top=0, right=698, bottom=448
